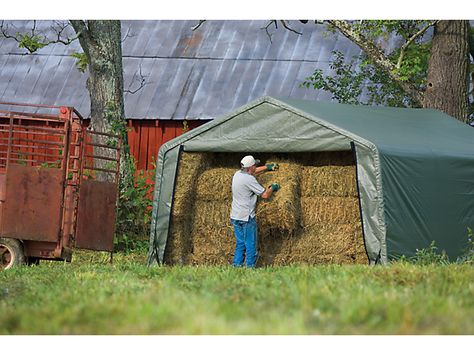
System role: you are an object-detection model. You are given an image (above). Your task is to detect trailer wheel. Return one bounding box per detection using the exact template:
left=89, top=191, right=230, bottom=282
left=0, top=238, right=25, bottom=270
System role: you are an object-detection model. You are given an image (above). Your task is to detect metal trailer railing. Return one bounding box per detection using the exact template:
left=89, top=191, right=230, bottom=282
left=0, top=102, right=121, bottom=269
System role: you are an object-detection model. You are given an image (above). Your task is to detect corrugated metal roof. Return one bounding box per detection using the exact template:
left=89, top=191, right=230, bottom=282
left=0, top=20, right=364, bottom=119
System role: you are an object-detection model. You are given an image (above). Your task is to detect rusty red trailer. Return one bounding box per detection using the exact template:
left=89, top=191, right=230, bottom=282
left=0, top=102, right=121, bottom=269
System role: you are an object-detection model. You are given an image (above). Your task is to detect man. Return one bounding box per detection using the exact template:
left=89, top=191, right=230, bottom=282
left=230, top=155, right=280, bottom=268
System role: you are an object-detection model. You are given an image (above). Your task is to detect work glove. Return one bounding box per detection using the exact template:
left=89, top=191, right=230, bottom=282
left=269, top=183, right=280, bottom=192
left=266, top=163, right=279, bottom=171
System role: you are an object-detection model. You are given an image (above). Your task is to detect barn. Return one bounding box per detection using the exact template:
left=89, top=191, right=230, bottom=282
left=0, top=20, right=369, bottom=172
left=148, top=96, right=474, bottom=265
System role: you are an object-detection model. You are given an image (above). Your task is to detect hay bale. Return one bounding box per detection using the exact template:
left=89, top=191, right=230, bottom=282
left=300, top=165, right=358, bottom=197
left=286, top=223, right=366, bottom=264
left=172, top=152, right=208, bottom=219
left=195, top=167, right=235, bottom=201
left=192, top=200, right=232, bottom=231
left=163, top=222, right=193, bottom=264
left=187, top=200, right=234, bottom=265
left=256, top=230, right=294, bottom=266
left=300, top=196, right=360, bottom=225
left=166, top=152, right=208, bottom=264
left=256, top=161, right=301, bottom=233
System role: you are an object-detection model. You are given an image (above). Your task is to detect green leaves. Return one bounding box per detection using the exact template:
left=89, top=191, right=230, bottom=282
left=301, top=51, right=364, bottom=105
left=301, top=46, right=428, bottom=107
left=17, top=33, right=47, bottom=53
left=302, top=21, right=433, bottom=108
left=350, top=20, right=433, bottom=42
left=114, top=155, right=155, bottom=252
left=395, top=42, right=431, bottom=83
left=409, top=241, right=450, bottom=266
left=70, top=51, right=89, bottom=73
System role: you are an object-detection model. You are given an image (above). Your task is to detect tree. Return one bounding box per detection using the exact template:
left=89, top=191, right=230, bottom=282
left=68, top=20, right=133, bottom=184
left=423, top=21, right=470, bottom=120
left=69, top=21, right=125, bottom=139
left=301, top=20, right=473, bottom=123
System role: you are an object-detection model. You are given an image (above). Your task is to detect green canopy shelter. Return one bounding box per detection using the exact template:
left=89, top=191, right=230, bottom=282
left=148, top=96, right=474, bottom=265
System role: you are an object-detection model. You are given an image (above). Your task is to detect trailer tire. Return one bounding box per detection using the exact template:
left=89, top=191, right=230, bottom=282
left=0, top=238, right=25, bottom=270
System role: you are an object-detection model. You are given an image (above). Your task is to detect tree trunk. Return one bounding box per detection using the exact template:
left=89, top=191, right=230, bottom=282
left=424, top=20, right=470, bottom=122
left=70, top=20, right=130, bottom=181
left=71, top=20, right=124, bottom=133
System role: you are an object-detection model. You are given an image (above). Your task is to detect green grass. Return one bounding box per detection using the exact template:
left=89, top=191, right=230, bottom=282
left=1, top=250, right=473, bottom=335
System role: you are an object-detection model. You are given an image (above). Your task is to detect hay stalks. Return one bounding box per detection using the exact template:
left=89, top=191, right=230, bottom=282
left=166, top=151, right=367, bottom=266
left=165, top=152, right=207, bottom=264
left=300, top=196, right=360, bottom=225
left=300, top=165, right=357, bottom=197
left=256, top=160, right=301, bottom=233
left=286, top=223, right=366, bottom=264
left=171, top=152, right=208, bottom=219
left=195, top=167, right=235, bottom=201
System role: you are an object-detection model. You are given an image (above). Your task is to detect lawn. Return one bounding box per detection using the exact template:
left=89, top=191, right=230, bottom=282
left=1, top=250, right=473, bottom=335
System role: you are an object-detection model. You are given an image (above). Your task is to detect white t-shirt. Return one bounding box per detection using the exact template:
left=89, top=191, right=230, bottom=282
left=230, top=170, right=265, bottom=221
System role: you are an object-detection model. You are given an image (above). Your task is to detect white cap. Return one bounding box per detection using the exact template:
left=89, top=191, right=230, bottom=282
left=240, top=155, right=260, bottom=168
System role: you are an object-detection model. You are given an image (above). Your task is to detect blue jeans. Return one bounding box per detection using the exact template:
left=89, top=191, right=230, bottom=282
left=231, top=217, right=258, bottom=268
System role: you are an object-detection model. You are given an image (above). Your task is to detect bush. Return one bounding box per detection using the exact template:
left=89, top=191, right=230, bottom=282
left=410, top=241, right=449, bottom=265
left=456, top=227, right=474, bottom=264
left=395, top=241, right=449, bottom=265
left=114, top=156, right=154, bottom=253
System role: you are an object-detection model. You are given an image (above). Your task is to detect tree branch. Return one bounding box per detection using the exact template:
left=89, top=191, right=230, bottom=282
left=70, top=20, right=91, bottom=59
left=124, top=64, right=148, bottom=94
left=396, top=20, right=438, bottom=69
left=192, top=20, right=206, bottom=31
left=280, top=20, right=302, bottom=35
left=260, top=20, right=303, bottom=43
left=261, top=20, right=277, bottom=43
left=121, top=25, right=134, bottom=43
left=0, top=20, right=80, bottom=54
left=0, top=21, right=21, bottom=44
left=327, top=20, right=424, bottom=106
left=44, top=21, right=80, bottom=46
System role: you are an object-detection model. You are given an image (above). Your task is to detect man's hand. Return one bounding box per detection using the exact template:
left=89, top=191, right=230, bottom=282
left=262, top=183, right=280, bottom=199
left=270, top=183, right=280, bottom=192
left=266, top=163, right=279, bottom=171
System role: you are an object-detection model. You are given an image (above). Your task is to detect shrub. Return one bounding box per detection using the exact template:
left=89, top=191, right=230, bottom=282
left=114, top=156, right=154, bottom=253
left=456, top=227, right=474, bottom=264
left=405, top=241, right=449, bottom=265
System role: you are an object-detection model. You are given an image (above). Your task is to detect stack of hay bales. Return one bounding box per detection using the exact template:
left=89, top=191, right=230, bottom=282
left=256, top=160, right=301, bottom=232
left=293, top=162, right=367, bottom=264
left=255, top=159, right=302, bottom=266
left=164, top=152, right=207, bottom=264
left=189, top=167, right=236, bottom=265
left=165, top=151, right=368, bottom=266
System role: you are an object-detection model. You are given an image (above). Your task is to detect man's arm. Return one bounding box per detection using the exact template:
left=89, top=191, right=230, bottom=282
left=261, top=185, right=273, bottom=199
left=261, top=183, right=280, bottom=199
left=255, top=166, right=268, bottom=175
left=255, top=163, right=279, bottom=175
